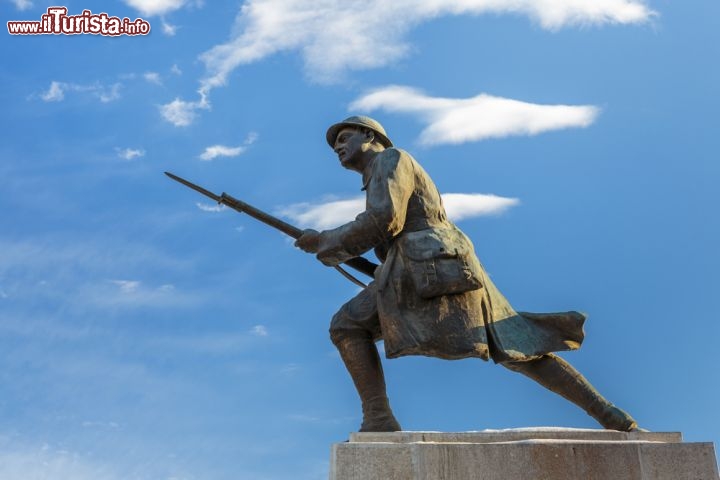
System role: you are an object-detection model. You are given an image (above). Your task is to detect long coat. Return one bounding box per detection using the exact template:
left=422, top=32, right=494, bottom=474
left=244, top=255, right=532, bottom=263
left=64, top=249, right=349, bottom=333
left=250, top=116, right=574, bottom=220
left=316, top=148, right=585, bottom=363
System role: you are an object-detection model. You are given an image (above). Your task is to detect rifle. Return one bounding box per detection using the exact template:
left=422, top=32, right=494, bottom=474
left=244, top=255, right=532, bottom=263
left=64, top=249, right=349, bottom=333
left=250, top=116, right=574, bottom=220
left=165, top=172, right=378, bottom=287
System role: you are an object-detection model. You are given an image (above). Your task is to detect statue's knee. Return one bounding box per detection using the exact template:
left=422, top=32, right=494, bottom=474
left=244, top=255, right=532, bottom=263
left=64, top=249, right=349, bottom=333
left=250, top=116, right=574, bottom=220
left=329, top=302, right=377, bottom=347
left=329, top=326, right=345, bottom=347
left=329, top=310, right=346, bottom=346
left=330, top=326, right=371, bottom=347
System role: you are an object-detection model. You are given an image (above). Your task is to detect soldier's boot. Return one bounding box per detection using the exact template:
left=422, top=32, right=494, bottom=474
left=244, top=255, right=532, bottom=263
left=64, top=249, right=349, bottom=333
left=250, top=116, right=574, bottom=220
left=334, top=336, right=402, bottom=432
left=503, top=354, right=638, bottom=431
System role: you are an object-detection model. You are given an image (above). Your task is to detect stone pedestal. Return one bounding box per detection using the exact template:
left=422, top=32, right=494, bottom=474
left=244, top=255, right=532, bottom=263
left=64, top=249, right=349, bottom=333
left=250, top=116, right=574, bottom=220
left=330, top=428, right=719, bottom=480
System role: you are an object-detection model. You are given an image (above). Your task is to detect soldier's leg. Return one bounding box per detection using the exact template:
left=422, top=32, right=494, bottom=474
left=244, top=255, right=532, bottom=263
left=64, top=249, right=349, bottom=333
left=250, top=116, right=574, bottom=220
left=503, top=354, right=638, bottom=431
left=330, top=282, right=401, bottom=432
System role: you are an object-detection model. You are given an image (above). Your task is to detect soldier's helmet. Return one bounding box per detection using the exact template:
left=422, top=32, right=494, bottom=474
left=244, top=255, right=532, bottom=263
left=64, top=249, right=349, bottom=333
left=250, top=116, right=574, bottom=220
left=326, top=115, right=393, bottom=149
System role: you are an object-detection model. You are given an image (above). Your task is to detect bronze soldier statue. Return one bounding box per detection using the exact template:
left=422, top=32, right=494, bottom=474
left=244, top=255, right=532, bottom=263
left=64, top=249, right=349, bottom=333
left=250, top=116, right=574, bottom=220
left=295, top=116, right=639, bottom=433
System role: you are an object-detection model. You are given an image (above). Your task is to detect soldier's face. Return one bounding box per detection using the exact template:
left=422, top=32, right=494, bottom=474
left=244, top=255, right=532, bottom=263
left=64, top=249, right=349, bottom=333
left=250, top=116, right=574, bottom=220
left=333, top=127, right=370, bottom=171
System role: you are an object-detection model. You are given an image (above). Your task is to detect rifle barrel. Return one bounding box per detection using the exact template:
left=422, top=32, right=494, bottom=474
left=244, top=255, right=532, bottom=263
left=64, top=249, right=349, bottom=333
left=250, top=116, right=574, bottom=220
left=220, top=193, right=302, bottom=239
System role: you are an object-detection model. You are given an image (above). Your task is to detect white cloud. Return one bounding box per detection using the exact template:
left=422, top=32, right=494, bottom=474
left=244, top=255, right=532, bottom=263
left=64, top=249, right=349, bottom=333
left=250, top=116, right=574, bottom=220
left=442, top=193, right=520, bottom=220
left=196, top=202, right=226, bottom=212
left=143, top=72, right=162, bottom=85
left=279, top=192, right=518, bottom=230
left=116, top=148, right=146, bottom=160
left=10, top=0, right=32, bottom=10
left=41, top=81, right=64, bottom=101
left=198, top=133, right=257, bottom=160
left=159, top=93, right=209, bottom=127
left=250, top=325, right=268, bottom=336
left=280, top=197, right=365, bottom=230
left=39, top=81, right=122, bottom=103
left=159, top=98, right=196, bottom=126
left=170, top=64, right=182, bottom=75
left=110, top=280, right=141, bottom=293
left=199, top=145, right=246, bottom=161
left=350, top=86, right=600, bottom=145
left=97, top=83, right=122, bottom=103
left=161, top=18, right=177, bottom=35
left=199, top=0, right=656, bottom=89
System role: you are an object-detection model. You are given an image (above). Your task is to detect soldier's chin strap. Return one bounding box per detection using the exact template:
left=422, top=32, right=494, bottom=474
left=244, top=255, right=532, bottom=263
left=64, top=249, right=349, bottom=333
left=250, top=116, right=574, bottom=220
left=334, top=265, right=368, bottom=288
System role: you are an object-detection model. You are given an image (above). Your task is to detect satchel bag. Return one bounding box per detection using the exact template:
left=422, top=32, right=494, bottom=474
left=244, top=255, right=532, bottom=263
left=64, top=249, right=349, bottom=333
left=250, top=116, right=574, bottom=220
left=401, top=227, right=483, bottom=299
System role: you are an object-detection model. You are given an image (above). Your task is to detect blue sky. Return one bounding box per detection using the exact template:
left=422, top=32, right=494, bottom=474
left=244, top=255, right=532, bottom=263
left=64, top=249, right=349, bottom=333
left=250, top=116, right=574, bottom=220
left=2, top=0, right=719, bottom=478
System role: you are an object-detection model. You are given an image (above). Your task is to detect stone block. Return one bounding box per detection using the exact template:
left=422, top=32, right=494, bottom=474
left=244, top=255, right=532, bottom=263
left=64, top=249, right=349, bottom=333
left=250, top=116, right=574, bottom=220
left=329, top=428, right=719, bottom=480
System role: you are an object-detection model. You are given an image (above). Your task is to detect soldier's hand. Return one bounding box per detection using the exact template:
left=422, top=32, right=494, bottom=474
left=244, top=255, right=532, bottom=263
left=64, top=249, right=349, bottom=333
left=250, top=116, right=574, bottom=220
left=294, top=229, right=321, bottom=253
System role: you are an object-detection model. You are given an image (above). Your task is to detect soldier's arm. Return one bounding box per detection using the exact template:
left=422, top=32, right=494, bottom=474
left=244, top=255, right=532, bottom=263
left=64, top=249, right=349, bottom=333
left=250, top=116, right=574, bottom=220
left=315, top=149, right=414, bottom=266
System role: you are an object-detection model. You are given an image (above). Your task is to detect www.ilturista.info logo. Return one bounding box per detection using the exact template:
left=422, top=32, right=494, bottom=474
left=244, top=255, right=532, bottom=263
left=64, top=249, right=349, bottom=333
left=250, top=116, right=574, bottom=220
left=7, top=7, right=151, bottom=36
